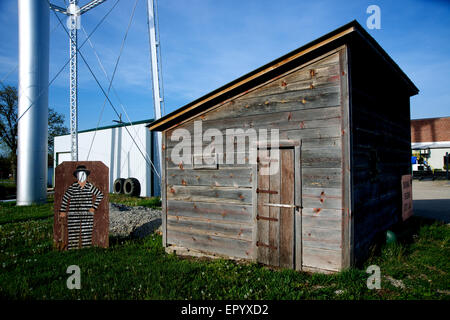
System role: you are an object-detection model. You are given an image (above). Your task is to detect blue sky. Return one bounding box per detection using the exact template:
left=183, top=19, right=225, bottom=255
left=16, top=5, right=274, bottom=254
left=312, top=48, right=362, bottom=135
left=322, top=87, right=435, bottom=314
left=0, top=0, right=449, bottom=132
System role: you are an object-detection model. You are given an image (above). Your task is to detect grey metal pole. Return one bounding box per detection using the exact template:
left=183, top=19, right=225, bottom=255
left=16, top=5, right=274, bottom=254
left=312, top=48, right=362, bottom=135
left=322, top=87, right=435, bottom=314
left=147, top=0, right=163, bottom=181
left=17, top=0, right=50, bottom=205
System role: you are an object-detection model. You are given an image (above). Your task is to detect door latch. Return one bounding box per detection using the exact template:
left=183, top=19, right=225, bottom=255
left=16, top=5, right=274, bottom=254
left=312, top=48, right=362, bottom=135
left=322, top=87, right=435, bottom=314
left=263, top=203, right=302, bottom=209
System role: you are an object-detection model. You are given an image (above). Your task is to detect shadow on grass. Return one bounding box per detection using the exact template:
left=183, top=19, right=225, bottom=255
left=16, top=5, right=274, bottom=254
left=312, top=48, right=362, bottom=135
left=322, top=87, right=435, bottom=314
left=108, top=233, right=152, bottom=248
left=0, top=183, right=16, bottom=200
left=108, top=235, right=133, bottom=247
left=363, top=216, right=444, bottom=267
left=391, top=216, right=442, bottom=245
left=413, top=199, right=450, bottom=223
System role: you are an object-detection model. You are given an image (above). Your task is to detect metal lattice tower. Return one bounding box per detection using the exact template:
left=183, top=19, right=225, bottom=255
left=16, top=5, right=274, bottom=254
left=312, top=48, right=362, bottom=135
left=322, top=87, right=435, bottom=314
left=50, top=0, right=163, bottom=182
left=69, top=0, right=79, bottom=161
left=50, top=0, right=107, bottom=161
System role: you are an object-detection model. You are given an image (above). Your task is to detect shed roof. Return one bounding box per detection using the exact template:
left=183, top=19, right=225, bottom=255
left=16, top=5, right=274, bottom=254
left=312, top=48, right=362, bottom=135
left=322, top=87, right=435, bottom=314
left=149, top=20, right=418, bottom=132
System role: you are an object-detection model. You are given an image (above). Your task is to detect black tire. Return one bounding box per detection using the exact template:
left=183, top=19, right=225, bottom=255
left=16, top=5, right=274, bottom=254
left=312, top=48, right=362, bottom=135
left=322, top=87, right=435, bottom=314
left=113, top=178, right=125, bottom=194
left=123, top=178, right=141, bottom=197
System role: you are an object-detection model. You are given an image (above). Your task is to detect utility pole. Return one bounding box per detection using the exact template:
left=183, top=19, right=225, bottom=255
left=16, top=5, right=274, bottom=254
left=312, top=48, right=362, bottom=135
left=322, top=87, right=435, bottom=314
left=146, top=0, right=164, bottom=181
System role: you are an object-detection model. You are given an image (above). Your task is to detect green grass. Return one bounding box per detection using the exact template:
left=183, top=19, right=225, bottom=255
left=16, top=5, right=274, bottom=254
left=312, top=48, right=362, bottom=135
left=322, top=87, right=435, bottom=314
left=365, top=218, right=450, bottom=299
left=0, top=197, right=54, bottom=224
left=0, top=180, right=16, bottom=200
left=0, top=200, right=448, bottom=300
left=109, top=194, right=161, bottom=208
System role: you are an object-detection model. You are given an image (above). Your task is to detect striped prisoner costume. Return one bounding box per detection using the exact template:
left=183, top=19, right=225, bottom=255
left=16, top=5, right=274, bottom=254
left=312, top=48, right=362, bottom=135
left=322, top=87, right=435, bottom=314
left=60, top=182, right=104, bottom=250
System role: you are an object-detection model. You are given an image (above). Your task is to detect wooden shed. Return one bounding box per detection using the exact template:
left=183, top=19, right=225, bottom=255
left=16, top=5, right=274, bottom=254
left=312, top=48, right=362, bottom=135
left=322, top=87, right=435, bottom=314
left=148, top=21, right=418, bottom=273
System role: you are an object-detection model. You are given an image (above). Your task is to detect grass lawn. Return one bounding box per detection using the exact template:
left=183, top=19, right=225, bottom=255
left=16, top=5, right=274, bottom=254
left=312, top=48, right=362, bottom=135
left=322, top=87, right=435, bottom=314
left=0, top=201, right=54, bottom=224
left=0, top=199, right=448, bottom=300
left=0, top=194, right=160, bottom=224
left=0, top=180, right=16, bottom=200
left=109, top=194, right=161, bottom=208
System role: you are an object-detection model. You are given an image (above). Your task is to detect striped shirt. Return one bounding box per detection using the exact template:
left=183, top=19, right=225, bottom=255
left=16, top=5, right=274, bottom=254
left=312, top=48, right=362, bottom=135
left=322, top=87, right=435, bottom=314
left=60, top=181, right=104, bottom=249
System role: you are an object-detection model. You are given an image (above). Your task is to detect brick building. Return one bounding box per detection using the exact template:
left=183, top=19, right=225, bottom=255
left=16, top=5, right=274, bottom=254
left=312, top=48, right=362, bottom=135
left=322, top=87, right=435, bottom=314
left=411, top=116, right=450, bottom=170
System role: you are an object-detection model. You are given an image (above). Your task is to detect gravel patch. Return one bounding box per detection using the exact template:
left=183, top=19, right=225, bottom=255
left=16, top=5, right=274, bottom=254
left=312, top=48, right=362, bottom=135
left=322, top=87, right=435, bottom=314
left=109, top=203, right=161, bottom=238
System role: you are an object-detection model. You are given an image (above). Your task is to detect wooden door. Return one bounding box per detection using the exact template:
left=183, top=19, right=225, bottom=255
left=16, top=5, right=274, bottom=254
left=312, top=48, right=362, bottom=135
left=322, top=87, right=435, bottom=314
left=256, top=148, right=296, bottom=269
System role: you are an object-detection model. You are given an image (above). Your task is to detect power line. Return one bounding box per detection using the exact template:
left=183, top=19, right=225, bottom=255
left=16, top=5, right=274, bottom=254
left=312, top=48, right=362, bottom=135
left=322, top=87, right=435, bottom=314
left=81, top=0, right=159, bottom=178
left=82, top=22, right=157, bottom=177
left=61, top=0, right=158, bottom=177
left=50, top=3, right=161, bottom=178
left=80, top=0, right=160, bottom=178
left=0, top=22, right=61, bottom=87
left=15, top=0, right=121, bottom=124
left=86, top=0, right=139, bottom=160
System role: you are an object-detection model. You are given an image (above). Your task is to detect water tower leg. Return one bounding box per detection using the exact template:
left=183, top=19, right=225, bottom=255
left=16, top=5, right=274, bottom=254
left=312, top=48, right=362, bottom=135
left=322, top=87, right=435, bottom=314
left=17, top=0, right=49, bottom=205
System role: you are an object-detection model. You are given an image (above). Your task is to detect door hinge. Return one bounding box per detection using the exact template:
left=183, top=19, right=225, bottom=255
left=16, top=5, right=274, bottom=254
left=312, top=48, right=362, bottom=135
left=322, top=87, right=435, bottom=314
left=257, top=215, right=278, bottom=222
left=256, top=188, right=278, bottom=194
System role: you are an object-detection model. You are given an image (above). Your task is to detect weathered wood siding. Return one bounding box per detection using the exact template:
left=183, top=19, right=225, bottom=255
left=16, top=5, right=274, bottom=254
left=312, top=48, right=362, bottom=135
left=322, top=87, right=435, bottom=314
left=349, top=44, right=413, bottom=266
left=163, top=49, right=346, bottom=269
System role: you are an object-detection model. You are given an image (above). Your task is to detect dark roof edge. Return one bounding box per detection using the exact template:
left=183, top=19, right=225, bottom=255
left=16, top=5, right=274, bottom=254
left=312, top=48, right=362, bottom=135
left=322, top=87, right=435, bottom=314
left=351, top=25, right=419, bottom=95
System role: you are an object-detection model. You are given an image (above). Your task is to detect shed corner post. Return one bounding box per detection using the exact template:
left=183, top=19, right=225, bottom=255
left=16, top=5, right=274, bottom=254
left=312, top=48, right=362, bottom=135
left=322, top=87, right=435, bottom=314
left=339, top=45, right=354, bottom=270
left=294, top=142, right=302, bottom=272
left=251, top=159, right=258, bottom=261
left=161, top=131, right=168, bottom=247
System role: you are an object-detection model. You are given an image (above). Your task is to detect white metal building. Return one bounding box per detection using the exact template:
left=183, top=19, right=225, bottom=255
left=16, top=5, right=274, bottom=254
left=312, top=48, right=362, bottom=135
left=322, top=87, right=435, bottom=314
left=54, top=119, right=160, bottom=197
left=411, top=117, right=450, bottom=171
left=412, top=142, right=450, bottom=170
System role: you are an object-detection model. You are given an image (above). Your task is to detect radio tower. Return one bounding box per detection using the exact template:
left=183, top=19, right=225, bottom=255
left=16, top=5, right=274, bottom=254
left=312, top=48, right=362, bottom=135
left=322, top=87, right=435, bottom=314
left=49, top=0, right=107, bottom=161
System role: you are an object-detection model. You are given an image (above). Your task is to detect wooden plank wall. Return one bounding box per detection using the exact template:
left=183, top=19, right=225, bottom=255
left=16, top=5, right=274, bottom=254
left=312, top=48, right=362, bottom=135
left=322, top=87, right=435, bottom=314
left=163, top=49, right=345, bottom=269
left=349, top=44, right=413, bottom=266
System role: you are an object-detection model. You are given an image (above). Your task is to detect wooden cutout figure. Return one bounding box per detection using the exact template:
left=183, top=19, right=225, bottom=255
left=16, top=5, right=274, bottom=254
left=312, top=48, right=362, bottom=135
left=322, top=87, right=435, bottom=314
left=54, top=161, right=109, bottom=250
